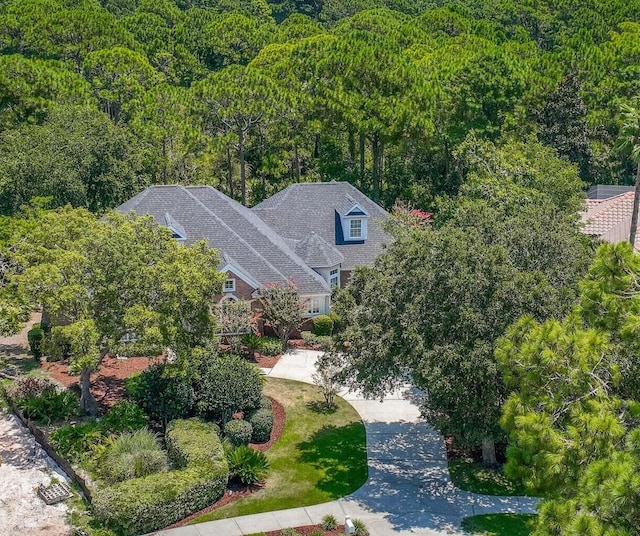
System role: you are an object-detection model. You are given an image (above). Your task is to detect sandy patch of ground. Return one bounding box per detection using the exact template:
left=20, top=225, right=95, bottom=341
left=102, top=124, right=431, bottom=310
left=0, top=411, right=72, bottom=536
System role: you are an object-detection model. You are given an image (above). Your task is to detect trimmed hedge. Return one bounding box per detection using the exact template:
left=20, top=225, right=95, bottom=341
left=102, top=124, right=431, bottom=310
left=312, top=314, right=333, bottom=336
left=27, top=323, right=44, bottom=359
left=260, top=336, right=282, bottom=356
left=224, top=419, right=252, bottom=446
left=248, top=408, right=274, bottom=443
left=93, top=419, right=228, bottom=536
left=257, top=395, right=272, bottom=410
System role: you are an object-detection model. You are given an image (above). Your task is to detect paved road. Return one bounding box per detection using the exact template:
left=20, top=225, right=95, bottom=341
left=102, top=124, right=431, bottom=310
left=158, top=349, right=538, bottom=536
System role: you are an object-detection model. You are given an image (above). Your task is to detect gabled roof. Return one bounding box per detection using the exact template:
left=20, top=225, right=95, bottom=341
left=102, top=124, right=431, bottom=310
left=252, top=181, right=391, bottom=270
left=293, top=232, right=345, bottom=268
left=581, top=191, right=640, bottom=249
left=115, top=185, right=330, bottom=296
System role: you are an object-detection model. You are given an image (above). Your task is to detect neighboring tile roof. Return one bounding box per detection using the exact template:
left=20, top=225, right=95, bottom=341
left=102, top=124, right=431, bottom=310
left=581, top=191, right=640, bottom=249
left=292, top=232, right=345, bottom=268
left=115, top=185, right=330, bottom=296
left=252, top=181, right=391, bottom=270
left=587, top=184, right=634, bottom=199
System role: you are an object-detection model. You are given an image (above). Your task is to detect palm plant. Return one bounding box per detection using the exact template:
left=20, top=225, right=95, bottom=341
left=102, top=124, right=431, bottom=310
left=242, top=332, right=265, bottom=360
left=617, top=101, right=640, bottom=246
left=226, top=445, right=269, bottom=485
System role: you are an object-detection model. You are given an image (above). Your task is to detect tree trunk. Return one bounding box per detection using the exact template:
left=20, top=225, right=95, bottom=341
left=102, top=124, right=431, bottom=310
left=226, top=146, right=234, bottom=199
left=238, top=127, right=246, bottom=206
left=371, top=134, right=382, bottom=202
left=80, top=367, right=98, bottom=417
left=294, top=142, right=301, bottom=182
left=630, top=163, right=640, bottom=247
left=314, top=133, right=321, bottom=159
left=481, top=437, right=498, bottom=467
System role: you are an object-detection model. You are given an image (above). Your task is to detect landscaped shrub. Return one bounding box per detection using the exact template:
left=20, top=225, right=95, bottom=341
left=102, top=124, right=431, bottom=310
left=258, top=395, right=272, bottom=410
left=310, top=530, right=323, bottom=536
left=7, top=376, right=57, bottom=400
left=248, top=408, right=274, bottom=443
left=224, top=419, right=252, bottom=446
left=312, top=314, right=333, bottom=336
left=93, top=418, right=228, bottom=536
left=19, top=390, right=79, bottom=424
left=226, top=445, right=269, bottom=484
left=126, top=364, right=194, bottom=427
left=302, top=331, right=333, bottom=350
left=46, top=325, right=74, bottom=361
left=194, top=354, right=263, bottom=421
left=101, top=429, right=169, bottom=484
left=100, top=401, right=147, bottom=433
left=352, top=519, right=369, bottom=536
left=321, top=514, right=338, bottom=531
left=280, top=529, right=300, bottom=536
left=50, top=420, right=105, bottom=461
left=260, top=336, right=282, bottom=356
left=27, top=324, right=44, bottom=359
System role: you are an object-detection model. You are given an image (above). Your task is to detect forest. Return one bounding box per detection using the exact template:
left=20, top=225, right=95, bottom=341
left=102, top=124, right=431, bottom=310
left=0, top=0, right=639, bottom=213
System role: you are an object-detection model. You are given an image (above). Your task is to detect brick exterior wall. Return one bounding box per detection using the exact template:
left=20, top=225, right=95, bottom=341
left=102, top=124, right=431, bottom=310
left=221, top=270, right=255, bottom=301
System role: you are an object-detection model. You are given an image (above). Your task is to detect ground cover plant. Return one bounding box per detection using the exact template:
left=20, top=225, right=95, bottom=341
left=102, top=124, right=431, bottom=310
left=190, top=377, right=366, bottom=523
left=448, top=458, right=529, bottom=496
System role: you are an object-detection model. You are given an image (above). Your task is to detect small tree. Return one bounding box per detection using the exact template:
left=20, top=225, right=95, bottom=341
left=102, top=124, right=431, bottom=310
left=257, top=282, right=307, bottom=350
left=313, top=350, right=342, bottom=409
left=217, top=299, right=258, bottom=353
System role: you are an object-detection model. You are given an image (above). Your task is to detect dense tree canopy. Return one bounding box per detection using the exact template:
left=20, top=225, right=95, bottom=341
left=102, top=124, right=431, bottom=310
left=0, top=0, right=637, bottom=212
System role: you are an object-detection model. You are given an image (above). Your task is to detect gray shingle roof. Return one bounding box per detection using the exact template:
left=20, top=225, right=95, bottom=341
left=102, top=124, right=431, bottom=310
left=292, top=232, right=345, bottom=268
left=115, top=185, right=330, bottom=296
left=252, top=182, right=391, bottom=270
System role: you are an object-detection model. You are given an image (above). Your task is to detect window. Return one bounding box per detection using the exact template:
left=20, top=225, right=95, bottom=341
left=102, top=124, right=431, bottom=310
left=307, top=297, right=321, bottom=315
left=224, top=278, right=236, bottom=292
left=349, top=219, right=362, bottom=238
left=330, top=269, right=339, bottom=288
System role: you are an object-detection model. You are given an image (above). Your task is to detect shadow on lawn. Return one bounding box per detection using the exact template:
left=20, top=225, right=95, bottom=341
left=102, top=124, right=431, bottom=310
left=305, top=400, right=338, bottom=415
left=297, top=422, right=368, bottom=498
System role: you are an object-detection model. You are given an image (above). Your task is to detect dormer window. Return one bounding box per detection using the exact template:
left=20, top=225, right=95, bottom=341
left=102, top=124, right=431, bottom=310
left=349, top=219, right=362, bottom=239
left=224, top=278, right=236, bottom=292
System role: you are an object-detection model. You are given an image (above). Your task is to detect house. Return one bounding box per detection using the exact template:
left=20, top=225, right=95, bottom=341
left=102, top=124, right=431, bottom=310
left=115, top=182, right=390, bottom=319
left=581, top=185, right=639, bottom=248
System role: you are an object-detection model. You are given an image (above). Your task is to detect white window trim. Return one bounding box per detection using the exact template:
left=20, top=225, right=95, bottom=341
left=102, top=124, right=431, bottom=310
left=341, top=215, right=368, bottom=241
left=349, top=219, right=362, bottom=239
left=224, top=278, right=236, bottom=292
left=329, top=268, right=339, bottom=288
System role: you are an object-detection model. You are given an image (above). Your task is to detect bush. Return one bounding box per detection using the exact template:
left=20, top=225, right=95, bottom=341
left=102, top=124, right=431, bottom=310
left=50, top=421, right=105, bottom=461
left=312, top=314, right=333, bottom=336
left=280, top=529, right=300, bottom=536
left=18, top=390, right=79, bottom=424
left=194, top=354, right=263, bottom=421
left=330, top=310, right=344, bottom=333
left=321, top=514, right=338, bottom=531
left=226, top=445, right=269, bottom=484
left=224, top=419, right=253, bottom=446
left=248, top=408, right=274, bottom=443
left=353, top=519, right=369, bottom=536
left=258, top=395, right=272, bottom=410
left=27, top=324, right=44, bottom=359
left=301, top=331, right=333, bottom=351
left=126, top=364, right=194, bottom=427
left=310, top=531, right=324, bottom=536
left=260, top=337, right=282, bottom=356
left=93, top=418, right=228, bottom=536
left=7, top=376, right=57, bottom=400
left=101, top=401, right=147, bottom=433
left=101, top=429, right=169, bottom=484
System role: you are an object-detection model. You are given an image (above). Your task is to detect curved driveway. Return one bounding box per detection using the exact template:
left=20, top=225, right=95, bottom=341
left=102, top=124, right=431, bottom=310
left=157, top=349, right=538, bottom=536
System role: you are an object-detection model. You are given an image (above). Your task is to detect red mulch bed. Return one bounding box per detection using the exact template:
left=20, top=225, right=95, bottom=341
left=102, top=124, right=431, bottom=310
left=43, top=355, right=154, bottom=411
left=287, top=339, right=322, bottom=351
left=263, top=525, right=344, bottom=536
left=249, top=351, right=281, bottom=369
left=165, top=394, right=286, bottom=529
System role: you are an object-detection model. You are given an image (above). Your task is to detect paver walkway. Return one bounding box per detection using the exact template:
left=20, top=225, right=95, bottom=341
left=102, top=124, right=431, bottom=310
left=158, top=349, right=538, bottom=536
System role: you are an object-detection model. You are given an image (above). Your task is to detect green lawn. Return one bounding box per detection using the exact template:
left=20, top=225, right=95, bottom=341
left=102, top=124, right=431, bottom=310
left=462, top=514, right=535, bottom=536
left=190, top=377, right=368, bottom=523
left=449, top=458, right=529, bottom=496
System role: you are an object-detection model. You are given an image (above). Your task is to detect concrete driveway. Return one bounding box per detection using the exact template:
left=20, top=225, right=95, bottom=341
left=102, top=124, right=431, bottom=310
left=157, top=349, right=538, bottom=536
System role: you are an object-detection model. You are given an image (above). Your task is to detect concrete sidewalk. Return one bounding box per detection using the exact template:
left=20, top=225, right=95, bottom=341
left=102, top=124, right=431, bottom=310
left=156, top=349, right=538, bottom=536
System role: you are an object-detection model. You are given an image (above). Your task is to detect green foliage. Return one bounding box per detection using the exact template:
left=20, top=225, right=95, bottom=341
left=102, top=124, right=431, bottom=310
left=194, top=353, right=263, bottom=421
left=100, top=401, right=148, bottom=434
left=126, top=365, right=194, bottom=427
left=259, top=336, right=282, bottom=356
left=93, top=418, right=228, bottom=536
left=18, top=390, right=79, bottom=424
left=27, top=323, right=44, bottom=359
left=301, top=331, right=333, bottom=350
left=352, top=518, right=369, bottom=536
left=7, top=376, right=57, bottom=400
left=257, top=394, right=272, bottom=410
left=248, top=408, right=274, bottom=443
left=321, top=514, right=338, bottom=530
left=226, top=444, right=270, bottom=484
left=224, top=419, right=253, bottom=446
left=50, top=420, right=105, bottom=461
left=100, top=429, right=169, bottom=484
left=279, top=529, right=300, bottom=536
left=218, top=299, right=258, bottom=353
left=461, top=514, right=534, bottom=536
left=311, top=314, right=333, bottom=335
